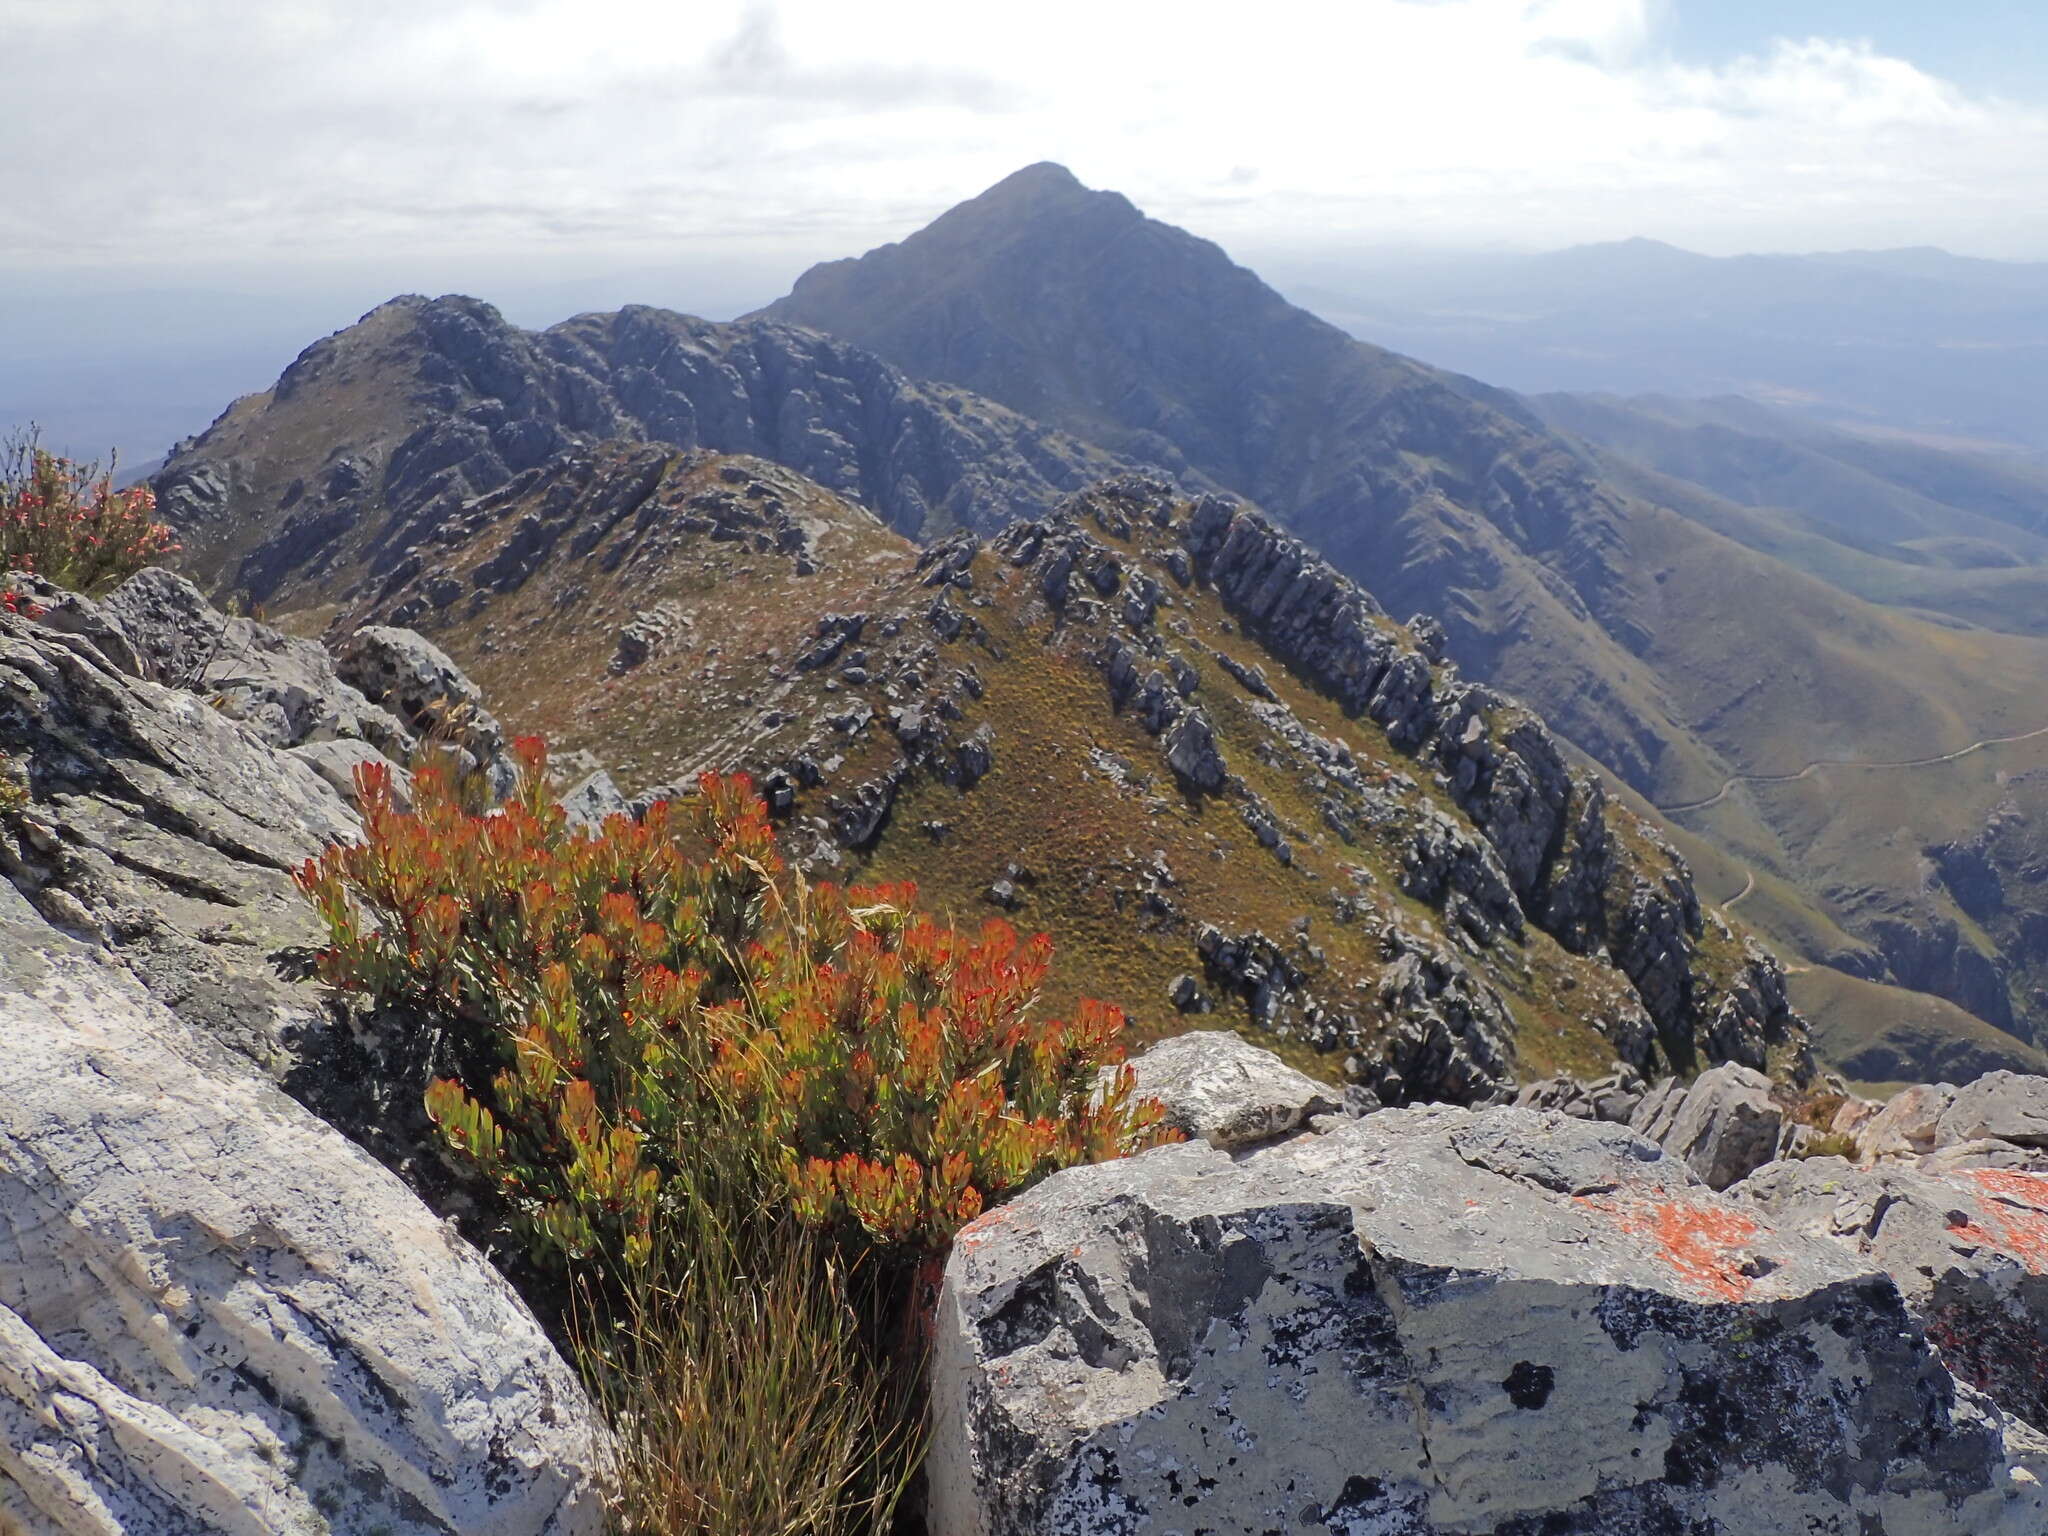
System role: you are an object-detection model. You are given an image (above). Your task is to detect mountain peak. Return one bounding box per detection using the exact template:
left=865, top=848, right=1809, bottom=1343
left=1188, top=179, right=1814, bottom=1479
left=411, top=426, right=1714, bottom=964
left=984, top=161, right=1085, bottom=197
left=936, top=161, right=1134, bottom=232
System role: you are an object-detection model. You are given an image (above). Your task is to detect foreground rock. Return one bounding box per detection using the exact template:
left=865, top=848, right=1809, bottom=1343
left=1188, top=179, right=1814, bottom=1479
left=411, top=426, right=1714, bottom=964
left=930, top=1106, right=2048, bottom=1535
left=1738, top=1151, right=2048, bottom=1434
left=0, top=926, right=607, bottom=1534
left=1, top=570, right=362, bottom=1073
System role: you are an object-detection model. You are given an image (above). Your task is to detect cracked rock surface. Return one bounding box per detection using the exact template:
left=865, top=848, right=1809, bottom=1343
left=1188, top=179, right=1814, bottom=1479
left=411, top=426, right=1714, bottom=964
left=0, top=921, right=606, bottom=1535
left=929, top=1105, right=2048, bottom=1535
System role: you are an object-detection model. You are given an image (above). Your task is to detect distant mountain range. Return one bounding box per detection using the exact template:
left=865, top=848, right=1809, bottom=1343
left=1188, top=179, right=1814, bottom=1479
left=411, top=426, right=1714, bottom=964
left=149, top=164, right=2048, bottom=1086
left=1275, top=237, right=2048, bottom=454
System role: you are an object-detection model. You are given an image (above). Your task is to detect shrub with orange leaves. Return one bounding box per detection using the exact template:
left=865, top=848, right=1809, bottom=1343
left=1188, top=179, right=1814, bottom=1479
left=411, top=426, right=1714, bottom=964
left=2, top=431, right=178, bottom=596
left=295, top=736, right=1175, bottom=1272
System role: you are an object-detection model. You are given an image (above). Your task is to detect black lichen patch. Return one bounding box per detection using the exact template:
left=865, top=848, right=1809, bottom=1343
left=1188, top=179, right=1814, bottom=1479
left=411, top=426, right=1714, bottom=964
left=1504, top=1361, right=1556, bottom=1409
left=979, top=1260, right=1062, bottom=1358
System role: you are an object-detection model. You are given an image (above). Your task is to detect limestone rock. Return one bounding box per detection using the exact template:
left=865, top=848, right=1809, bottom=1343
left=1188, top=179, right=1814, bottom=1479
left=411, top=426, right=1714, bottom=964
left=1738, top=1154, right=2048, bottom=1434
left=1859, top=1082, right=1961, bottom=1159
left=289, top=736, right=412, bottom=811
left=1514, top=1064, right=1647, bottom=1124
left=99, top=567, right=413, bottom=757
left=560, top=768, right=629, bottom=829
left=1, top=593, right=360, bottom=1073
left=335, top=624, right=514, bottom=795
left=1628, top=1076, right=1688, bottom=1142
left=0, top=939, right=607, bottom=1536
left=1115, top=1030, right=1343, bottom=1149
left=930, top=1106, right=2048, bottom=1535
left=1939, top=1071, right=2048, bottom=1150
left=1658, top=1062, right=1785, bottom=1190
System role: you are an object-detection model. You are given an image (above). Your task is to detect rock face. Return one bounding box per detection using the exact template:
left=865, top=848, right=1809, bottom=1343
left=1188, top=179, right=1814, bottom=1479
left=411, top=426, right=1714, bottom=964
left=0, top=920, right=607, bottom=1534
left=930, top=1105, right=2048, bottom=1535
left=1738, top=1153, right=2048, bottom=1436
left=0, top=573, right=612, bottom=1531
left=1, top=569, right=363, bottom=1074
left=1116, top=1030, right=1343, bottom=1149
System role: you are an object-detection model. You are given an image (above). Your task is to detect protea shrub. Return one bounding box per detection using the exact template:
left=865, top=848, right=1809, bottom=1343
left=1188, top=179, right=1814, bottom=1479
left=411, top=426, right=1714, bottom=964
left=295, top=737, right=1174, bottom=1533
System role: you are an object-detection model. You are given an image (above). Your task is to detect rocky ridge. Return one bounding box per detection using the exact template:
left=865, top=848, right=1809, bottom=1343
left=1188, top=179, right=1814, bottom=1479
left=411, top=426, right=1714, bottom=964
left=763, top=160, right=2048, bottom=1081
left=153, top=294, right=1142, bottom=607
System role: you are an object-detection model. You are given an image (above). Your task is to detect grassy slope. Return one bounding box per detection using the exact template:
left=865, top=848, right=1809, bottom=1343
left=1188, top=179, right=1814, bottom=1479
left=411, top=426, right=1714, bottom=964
left=346, top=457, right=1763, bottom=1087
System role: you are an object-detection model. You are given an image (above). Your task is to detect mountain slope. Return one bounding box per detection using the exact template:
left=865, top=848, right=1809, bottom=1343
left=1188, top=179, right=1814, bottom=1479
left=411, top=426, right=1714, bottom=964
left=153, top=294, right=1143, bottom=609
left=1532, top=391, right=2048, bottom=633
left=762, top=165, right=2048, bottom=1054
left=342, top=450, right=1806, bottom=1103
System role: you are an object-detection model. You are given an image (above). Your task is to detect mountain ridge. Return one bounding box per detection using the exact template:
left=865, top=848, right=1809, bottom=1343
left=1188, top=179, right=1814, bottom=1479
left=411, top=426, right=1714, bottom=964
left=762, top=164, right=2048, bottom=1065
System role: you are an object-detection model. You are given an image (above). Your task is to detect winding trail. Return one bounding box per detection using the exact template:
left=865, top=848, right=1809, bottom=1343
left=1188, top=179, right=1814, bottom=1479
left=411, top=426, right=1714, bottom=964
left=1655, top=721, right=2048, bottom=817
left=1722, top=869, right=1756, bottom=911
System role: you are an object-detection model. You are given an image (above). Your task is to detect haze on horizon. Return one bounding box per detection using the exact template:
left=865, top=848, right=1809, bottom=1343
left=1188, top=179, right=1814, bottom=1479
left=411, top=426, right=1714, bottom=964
left=9, top=0, right=2048, bottom=288
left=5, top=0, right=2047, bottom=464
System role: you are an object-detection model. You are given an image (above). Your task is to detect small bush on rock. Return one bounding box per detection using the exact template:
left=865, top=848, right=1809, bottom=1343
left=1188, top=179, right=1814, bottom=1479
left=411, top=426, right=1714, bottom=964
left=2, top=432, right=177, bottom=596
left=295, top=738, right=1173, bottom=1532
left=296, top=740, right=1171, bottom=1266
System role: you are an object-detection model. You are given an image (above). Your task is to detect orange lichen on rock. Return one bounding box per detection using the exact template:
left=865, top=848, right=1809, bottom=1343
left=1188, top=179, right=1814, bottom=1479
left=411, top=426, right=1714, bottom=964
left=1949, top=1169, right=2048, bottom=1274
left=1580, top=1196, right=1764, bottom=1302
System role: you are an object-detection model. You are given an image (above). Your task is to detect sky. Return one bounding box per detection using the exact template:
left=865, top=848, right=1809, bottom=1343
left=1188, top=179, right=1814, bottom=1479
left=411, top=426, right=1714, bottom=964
left=4, top=0, right=2048, bottom=313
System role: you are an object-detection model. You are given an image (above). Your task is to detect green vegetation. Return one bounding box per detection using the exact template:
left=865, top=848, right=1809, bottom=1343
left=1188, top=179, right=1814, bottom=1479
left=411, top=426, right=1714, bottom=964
left=2, top=431, right=177, bottom=595
left=0, top=754, right=25, bottom=817
left=294, top=740, right=1175, bottom=1533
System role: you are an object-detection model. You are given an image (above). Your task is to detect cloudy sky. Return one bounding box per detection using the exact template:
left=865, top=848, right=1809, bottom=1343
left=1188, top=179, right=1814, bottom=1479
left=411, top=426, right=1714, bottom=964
left=5, top=0, right=2047, bottom=306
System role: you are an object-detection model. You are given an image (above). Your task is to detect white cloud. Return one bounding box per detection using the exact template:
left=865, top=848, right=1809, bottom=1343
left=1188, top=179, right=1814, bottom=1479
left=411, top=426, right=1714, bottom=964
left=3, top=0, right=2045, bottom=281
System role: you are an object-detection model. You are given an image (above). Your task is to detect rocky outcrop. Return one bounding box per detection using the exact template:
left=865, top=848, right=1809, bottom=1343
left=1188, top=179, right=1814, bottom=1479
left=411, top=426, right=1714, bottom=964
left=1, top=570, right=362, bottom=1073
left=95, top=567, right=414, bottom=757
left=1, top=576, right=616, bottom=1529
left=0, top=921, right=606, bottom=1535
left=930, top=1104, right=2048, bottom=1535
left=1514, top=1064, right=1648, bottom=1124
left=1634, top=1061, right=1784, bottom=1190
left=1940, top=1070, right=2048, bottom=1148
left=335, top=623, right=516, bottom=795
left=995, top=479, right=1806, bottom=1092
left=1114, top=1030, right=1344, bottom=1148
left=1738, top=1151, right=2048, bottom=1435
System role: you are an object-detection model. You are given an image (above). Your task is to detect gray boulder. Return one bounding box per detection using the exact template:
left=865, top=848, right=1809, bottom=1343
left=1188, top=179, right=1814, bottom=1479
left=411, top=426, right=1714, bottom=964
left=1738, top=1153, right=2048, bottom=1433
left=560, top=768, right=629, bottom=829
left=0, top=933, right=607, bottom=1535
left=1939, top=1071, right=2048, bottom=1150
left=1114, top=1030, right=1343, bottom=1149
left=98, top=566, right=414, bottom=756
left=1161, top=704, right=1227, bottom=793
left=930, top=1106, right=2048, bottom=1535
left=1659, top=1062, right=1784, bottom=1190
left=335, top=624, right=515, bottom=795
left=1859, top=1081, right=1961, bottom=1159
